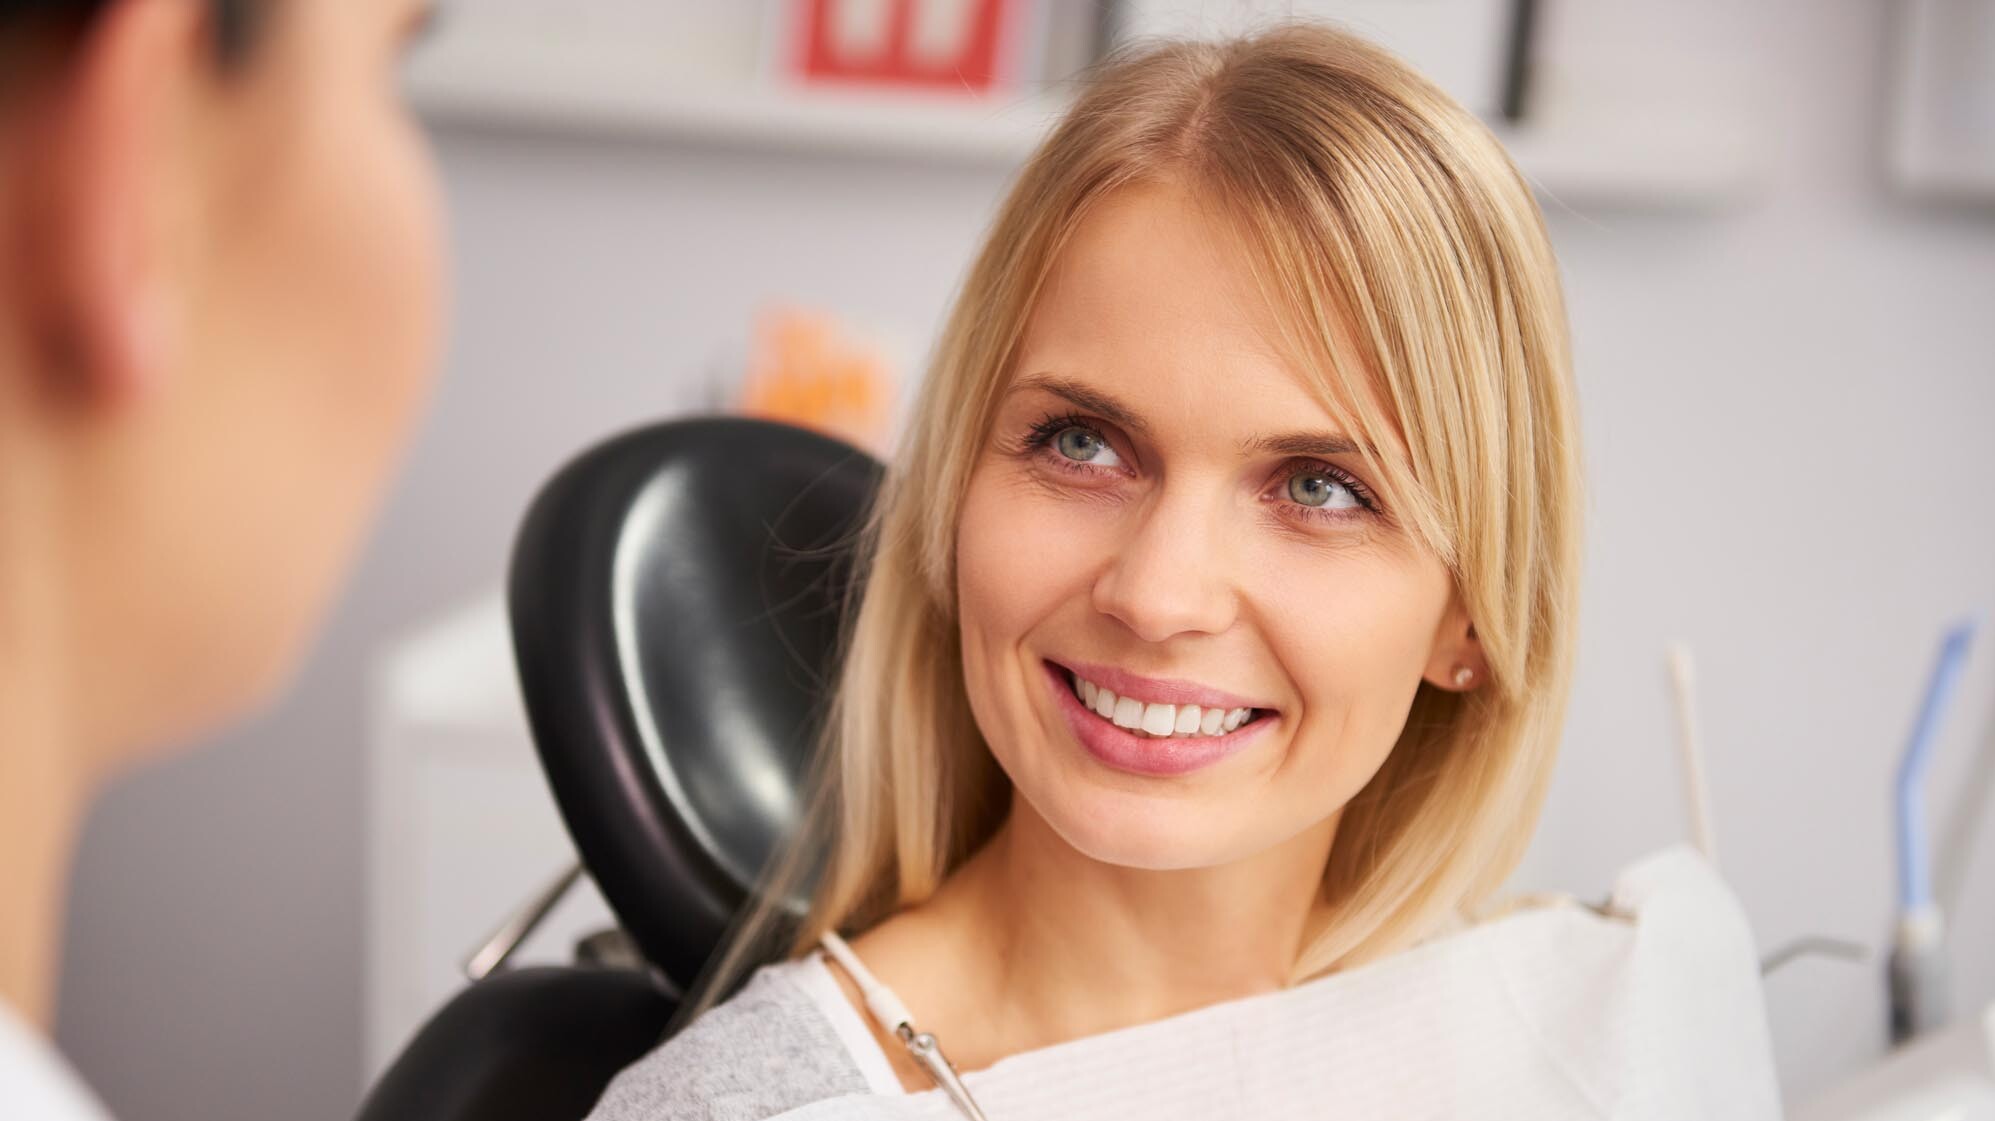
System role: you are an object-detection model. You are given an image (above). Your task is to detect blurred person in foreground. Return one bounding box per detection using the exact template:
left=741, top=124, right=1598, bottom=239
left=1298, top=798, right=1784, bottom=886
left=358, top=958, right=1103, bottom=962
left=0, top=0, right=445, bottom=1115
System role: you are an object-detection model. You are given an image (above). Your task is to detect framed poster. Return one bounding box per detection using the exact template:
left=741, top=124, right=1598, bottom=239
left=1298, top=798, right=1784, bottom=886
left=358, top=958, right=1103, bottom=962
left=768, top=0, right=1056, bottom=95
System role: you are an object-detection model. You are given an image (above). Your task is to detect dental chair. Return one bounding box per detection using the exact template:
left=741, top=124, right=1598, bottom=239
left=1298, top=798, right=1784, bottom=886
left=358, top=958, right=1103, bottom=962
left=354, top=417, right=884, bottom=1121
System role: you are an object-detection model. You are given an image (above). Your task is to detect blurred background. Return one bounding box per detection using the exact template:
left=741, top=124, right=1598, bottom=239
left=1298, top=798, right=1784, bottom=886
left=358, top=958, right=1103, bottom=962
left=49, top=0, right=1995, bottom=1117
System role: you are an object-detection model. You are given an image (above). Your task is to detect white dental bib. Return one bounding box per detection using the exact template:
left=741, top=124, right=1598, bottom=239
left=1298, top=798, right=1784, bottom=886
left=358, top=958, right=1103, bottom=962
left=779, top=846, right=1781, bottom=1120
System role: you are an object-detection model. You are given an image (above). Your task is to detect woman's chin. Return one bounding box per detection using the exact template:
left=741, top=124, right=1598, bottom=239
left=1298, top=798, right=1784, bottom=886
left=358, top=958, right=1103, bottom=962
left=1031, top=786, right=1257, bottom=871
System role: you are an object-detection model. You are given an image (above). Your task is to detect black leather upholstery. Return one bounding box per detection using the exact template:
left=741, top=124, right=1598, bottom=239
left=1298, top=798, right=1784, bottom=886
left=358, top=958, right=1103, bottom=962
left=508, top=416, right=882, bottom=994
left=353, top=417, right=883, bottom=1121
left=352, top=967, right=674, bottom=1121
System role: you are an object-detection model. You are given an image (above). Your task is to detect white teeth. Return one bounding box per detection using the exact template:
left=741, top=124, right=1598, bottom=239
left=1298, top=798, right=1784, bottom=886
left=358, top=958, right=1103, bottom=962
left=1174, top=705, right=1202, bottom=735
left=1068, top=670, right=1262, bottom=740
left=1112, top=696, right=1145, bottom=730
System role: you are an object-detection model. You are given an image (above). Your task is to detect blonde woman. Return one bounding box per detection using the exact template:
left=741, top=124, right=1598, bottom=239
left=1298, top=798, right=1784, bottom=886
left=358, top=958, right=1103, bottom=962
left=591, top=21, right=1779, bottom=1121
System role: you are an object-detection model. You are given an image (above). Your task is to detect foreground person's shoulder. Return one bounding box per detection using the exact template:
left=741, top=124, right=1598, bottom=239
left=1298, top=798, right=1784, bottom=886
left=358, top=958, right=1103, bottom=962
left=586, top=963, right=870, bottom=1121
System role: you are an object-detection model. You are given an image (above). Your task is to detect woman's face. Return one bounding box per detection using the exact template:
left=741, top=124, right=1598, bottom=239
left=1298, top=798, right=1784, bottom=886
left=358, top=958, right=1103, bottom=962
left=954, top=181, right=1472, bottom=871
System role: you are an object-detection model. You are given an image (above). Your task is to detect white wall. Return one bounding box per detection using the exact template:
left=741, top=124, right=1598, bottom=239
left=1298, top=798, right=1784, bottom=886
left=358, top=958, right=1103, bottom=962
left=1518, top=1, right=1995, bottom=1091
left=55, top=1, right=1995, bottom=1117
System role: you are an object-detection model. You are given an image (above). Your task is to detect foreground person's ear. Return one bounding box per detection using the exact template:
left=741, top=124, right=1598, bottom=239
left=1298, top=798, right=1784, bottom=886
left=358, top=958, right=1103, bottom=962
left=20, top=0, right=204, bottom=409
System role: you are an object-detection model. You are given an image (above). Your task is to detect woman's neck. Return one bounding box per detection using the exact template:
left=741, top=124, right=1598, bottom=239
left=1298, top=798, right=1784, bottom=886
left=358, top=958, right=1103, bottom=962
left=850, top=800, right=1341, bottom=1073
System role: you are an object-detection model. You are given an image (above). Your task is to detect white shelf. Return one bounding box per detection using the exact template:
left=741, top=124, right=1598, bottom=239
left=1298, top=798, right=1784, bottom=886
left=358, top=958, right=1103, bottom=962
left=407, top=50, right=1755, bottom=205
left=1495, top=115, right=1758, bottom=209
left=407, top=49, right=1068, bottom=165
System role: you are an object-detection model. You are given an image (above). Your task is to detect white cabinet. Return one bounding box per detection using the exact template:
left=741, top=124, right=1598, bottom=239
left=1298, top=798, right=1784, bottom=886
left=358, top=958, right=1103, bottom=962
left=362, top=592, right=618, bottom=1082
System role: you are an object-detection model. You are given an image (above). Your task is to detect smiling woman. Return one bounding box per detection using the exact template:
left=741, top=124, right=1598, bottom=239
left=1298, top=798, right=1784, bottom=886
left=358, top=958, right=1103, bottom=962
left=580, top=19, right=1743, bottom=1121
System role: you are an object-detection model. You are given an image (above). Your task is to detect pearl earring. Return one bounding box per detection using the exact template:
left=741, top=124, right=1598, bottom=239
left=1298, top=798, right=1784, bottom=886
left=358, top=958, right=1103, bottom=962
left=1452, top=666, right=1474, bottom=688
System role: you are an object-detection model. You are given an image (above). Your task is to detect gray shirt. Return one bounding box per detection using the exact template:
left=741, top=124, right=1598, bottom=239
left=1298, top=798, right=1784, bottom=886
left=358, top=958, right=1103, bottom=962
left=586, top=961, right=873, bottom=1121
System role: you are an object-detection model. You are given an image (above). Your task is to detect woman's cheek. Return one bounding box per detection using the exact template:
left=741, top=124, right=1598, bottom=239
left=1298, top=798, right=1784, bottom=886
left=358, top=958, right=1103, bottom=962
left=962, top=467, right=1099, bottom=622
left=1279, top=559, right=1449, bottom=771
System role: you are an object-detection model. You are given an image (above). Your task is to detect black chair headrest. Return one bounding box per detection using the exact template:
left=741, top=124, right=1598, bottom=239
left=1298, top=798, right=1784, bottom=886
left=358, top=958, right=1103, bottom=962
left=507, top=417, right=882, bottom=994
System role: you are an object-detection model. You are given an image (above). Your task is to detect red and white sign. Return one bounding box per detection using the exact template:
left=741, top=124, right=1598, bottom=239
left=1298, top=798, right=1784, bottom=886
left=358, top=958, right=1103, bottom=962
left=782, top=0, right=1030, bottom=94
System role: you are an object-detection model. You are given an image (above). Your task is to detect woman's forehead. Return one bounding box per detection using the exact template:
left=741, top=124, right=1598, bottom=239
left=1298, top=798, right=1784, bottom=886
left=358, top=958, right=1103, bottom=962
left=1012, top=184, right=1405, bottom=460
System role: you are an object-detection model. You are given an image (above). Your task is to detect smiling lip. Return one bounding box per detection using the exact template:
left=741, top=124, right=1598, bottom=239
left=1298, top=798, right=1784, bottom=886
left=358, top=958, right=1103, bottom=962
left=1041, top=660, right=1276, bottom=777
left=1051, top=658, right=1277, bottom=714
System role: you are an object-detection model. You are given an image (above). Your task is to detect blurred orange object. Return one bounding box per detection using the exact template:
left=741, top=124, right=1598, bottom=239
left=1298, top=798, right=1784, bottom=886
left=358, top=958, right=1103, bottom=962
left=736, top=307, right=898, bottom=455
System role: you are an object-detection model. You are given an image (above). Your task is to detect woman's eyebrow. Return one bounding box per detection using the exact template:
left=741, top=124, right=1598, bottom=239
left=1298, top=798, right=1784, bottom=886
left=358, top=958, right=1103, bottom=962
left=1242, top=432, right=1373, bottom=459
left=1008, top=373, right=1153, bottom=440
left=1009, top=372, right=1376, bottom=460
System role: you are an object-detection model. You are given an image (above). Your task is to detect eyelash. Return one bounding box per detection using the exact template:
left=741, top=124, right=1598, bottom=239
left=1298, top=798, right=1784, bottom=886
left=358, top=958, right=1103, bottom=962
left=1012, top=412, right=1383, bottom=526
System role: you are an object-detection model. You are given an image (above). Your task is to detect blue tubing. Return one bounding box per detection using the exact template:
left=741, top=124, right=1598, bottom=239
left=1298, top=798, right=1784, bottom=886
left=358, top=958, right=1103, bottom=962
left=1896, top=617, right=1979, bottom=913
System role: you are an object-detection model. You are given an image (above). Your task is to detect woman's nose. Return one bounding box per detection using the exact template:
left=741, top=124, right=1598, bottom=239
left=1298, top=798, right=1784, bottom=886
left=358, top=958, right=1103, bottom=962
left=1089, top=487, right=1239, bottom=643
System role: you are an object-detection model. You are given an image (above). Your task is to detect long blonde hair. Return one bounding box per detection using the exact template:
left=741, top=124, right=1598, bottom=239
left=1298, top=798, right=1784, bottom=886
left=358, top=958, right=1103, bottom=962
left=699, top=19, right=1583, bottom=1012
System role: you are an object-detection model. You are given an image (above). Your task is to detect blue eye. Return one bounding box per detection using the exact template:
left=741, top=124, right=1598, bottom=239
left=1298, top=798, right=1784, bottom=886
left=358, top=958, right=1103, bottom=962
left=1054, top=426, right=1122, bottom=467
left=1020, top=413, right=1126, bottom=473
left=1287, top=470, right=1360, bottom=510
left=1016, top=411, right=1382, bottom=526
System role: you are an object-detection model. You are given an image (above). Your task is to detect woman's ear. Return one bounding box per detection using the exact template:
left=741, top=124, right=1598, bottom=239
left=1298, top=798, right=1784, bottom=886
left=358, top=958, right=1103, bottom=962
left=18, top=0, right=203, bottom=408
left=1422, top=602, right=1489, bottom=693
